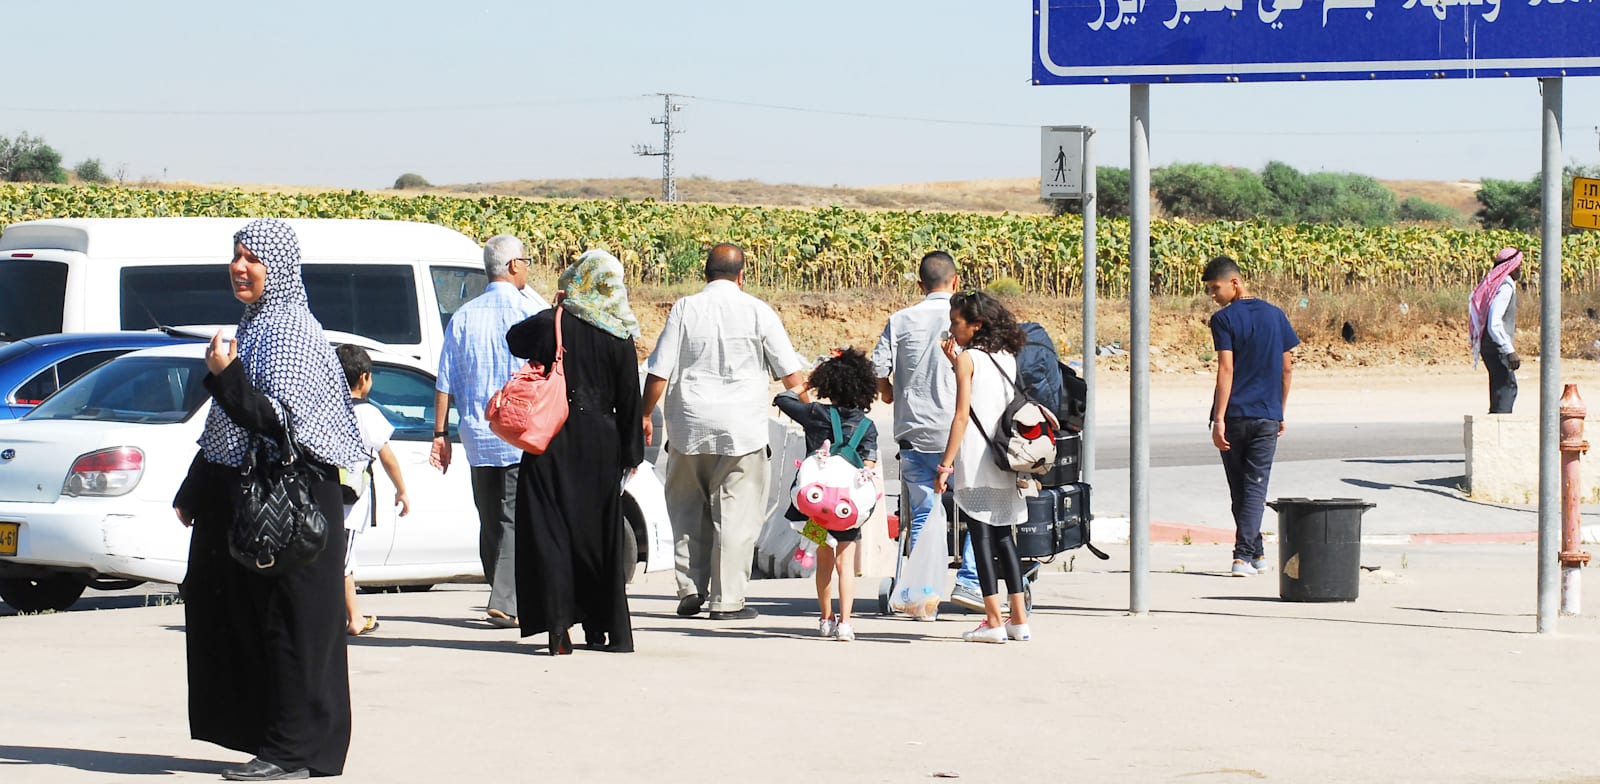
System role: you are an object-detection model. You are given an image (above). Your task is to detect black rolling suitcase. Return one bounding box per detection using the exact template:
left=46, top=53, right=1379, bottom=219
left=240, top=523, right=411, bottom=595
left=1017, top=482, right=1108, bottom=561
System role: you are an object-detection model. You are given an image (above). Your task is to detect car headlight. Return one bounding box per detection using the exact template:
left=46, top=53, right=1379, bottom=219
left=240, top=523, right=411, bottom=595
left=63, top=447, right=145, bottom=497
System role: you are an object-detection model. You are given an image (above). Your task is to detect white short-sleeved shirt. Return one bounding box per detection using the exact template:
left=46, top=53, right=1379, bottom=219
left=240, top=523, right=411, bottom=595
left=344, top=401, right=395, bottom=533
left=645, top=280, right=806, bottom=456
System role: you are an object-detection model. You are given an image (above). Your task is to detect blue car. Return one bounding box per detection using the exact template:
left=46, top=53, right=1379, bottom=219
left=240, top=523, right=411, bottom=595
left=0, top=332, right=201, bottom=420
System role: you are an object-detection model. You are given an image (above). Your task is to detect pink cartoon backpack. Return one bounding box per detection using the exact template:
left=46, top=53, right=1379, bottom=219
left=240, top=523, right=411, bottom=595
left=792, top=408, right=880, bottom=533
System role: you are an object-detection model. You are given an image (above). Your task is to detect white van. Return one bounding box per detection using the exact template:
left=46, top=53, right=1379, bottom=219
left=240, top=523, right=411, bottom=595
left=0, top=217, right=545, bottom=367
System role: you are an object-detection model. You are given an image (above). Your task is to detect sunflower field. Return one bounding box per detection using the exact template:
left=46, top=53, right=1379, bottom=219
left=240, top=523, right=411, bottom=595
left=1, top=183, right=1595, bottom=296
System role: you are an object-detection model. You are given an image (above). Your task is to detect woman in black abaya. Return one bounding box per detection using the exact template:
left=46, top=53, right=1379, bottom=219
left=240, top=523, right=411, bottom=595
left=507, top=249, right=645, bottom=654
left=174, top=219, right=364, bottom=781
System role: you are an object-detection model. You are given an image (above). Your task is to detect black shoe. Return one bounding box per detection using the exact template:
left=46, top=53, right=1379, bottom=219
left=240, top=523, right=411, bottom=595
left=221, top=758, right=309, bottom=781
left=708, top=607, right=759, bottom=621
left=676, top=594, right=704, bottom=617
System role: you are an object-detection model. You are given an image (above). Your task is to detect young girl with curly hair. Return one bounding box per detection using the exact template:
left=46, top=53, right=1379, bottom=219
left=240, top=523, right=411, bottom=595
left=774, top=348, right=880, bottom=642
left=933, top=291, right=1032, bottom=644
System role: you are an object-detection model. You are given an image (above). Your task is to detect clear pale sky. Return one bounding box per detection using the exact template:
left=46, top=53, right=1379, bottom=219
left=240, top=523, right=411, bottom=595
left=13, top=0, right=1599, bottom=190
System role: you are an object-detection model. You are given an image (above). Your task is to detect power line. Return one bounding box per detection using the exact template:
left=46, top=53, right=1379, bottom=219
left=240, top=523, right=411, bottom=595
left=681, top=93, right=1535, bottom=137
left=0, top=96, right=645, bottom=117
left=0, top=90, right=1539, bottom=137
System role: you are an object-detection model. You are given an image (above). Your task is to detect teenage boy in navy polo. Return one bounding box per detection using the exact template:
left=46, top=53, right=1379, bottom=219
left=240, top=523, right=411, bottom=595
left=1203, top=256, right=1299, bottom=577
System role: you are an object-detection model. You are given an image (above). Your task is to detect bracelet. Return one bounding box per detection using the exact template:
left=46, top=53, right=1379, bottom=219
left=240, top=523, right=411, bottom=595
left=936, top=464, right=954, bottom=475
left=433, top=431, right=448, bottom=439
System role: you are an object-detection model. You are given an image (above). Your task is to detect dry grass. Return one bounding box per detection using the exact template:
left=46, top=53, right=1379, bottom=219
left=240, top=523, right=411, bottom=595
left=620, top=279, right=1600, bottom=375
left=126, top=175, right=1482, bottom=225
left=1385, top=179, right=1482, bottom=219
left=430, top=176, right=1051, bottom=214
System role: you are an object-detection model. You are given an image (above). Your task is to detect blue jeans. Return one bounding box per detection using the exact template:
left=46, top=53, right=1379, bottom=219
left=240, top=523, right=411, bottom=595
left=900, top=449, right=978, bottom=590
left=1219, top=418, right=1279, bottom=561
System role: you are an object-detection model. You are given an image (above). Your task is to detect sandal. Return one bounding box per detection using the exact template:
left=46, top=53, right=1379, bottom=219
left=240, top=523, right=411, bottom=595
left=349, top=616, right=380, bottom=636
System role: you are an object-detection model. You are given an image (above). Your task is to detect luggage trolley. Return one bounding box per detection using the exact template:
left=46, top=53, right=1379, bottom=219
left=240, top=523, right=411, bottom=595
left=876, top=430, right=1106, bottom=616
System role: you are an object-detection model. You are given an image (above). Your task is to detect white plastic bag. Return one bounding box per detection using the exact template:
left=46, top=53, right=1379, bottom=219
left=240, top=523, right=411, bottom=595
left=889, top=497, right=949, bottom=620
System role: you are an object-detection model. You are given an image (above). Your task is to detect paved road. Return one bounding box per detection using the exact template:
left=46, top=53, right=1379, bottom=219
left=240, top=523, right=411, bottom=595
left=1092, top=421, right=1461, bottom=469
left=1, top=548, right=1595, bottom=784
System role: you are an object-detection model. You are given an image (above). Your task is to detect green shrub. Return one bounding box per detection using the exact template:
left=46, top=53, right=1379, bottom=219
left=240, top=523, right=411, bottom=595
left=74, top=159, right=110, bottom=184
left=393, top=173, right=431, bottom=190
left=1397, top=196, right=1459, bottom=224
left=1153, top=163, right=1273, bottom=220
left=987, top=276, right=1024, bottom=297
left=1049, top=166, right=1132, bottom=219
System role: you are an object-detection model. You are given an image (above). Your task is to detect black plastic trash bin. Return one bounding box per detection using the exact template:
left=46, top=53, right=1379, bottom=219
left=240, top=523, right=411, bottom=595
left=1267, top=497, right=1375, bottom=602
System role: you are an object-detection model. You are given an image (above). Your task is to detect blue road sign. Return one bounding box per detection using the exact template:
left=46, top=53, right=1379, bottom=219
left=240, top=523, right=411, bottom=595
left=1034, top=0, right=1600, bottom=84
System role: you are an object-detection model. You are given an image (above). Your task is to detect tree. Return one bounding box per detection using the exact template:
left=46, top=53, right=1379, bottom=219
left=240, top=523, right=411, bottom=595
left=1260, top=161, right=1309, bottom=221
left=1475, top=177, right=1542, bottom=232
left=0, top=133, right=67, bottom=183
left=1049, top=166, right=1132, bottom=218
left=74, top=158, right=111, bottom=184
left=393, top=173, right=431, bottom=190
left=1152, top=163, right=1273, bottom=220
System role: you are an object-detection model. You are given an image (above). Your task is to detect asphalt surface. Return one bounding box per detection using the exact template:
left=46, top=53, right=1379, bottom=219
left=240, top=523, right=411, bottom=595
left=1092, top=421, right=1462, bottom=469
left=2, top=545, right=1596, bottom=784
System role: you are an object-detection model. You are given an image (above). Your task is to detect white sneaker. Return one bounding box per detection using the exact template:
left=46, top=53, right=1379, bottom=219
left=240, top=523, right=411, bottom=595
left=1002, top=618, right=1032, bottom=641
left=834, top=622, right=855, bottom=642
left=961, top=621, right=1008, bottom=644
left=1251, top=557, right=1272, bottom=573
left=1231, top=559, right=1259, bottom=577
left=818, top=617, right=838, bottom=638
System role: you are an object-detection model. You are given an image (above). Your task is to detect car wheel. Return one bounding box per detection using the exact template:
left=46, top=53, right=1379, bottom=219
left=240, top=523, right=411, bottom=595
left=620, top=513, right=640, bottom=585
left=0, top=575, right=88, bottom=612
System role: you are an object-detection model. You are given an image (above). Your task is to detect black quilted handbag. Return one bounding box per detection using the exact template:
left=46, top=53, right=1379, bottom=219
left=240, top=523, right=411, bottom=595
left=229, top=425, right=329, bottom=576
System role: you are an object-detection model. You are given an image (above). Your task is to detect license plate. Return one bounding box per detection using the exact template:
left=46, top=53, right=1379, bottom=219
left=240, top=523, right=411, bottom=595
left=0, top=522, right=16, bottom=556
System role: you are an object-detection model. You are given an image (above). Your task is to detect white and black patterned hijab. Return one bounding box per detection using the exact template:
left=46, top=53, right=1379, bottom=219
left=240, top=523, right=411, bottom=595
left=198, top=219, right=364, bottom=469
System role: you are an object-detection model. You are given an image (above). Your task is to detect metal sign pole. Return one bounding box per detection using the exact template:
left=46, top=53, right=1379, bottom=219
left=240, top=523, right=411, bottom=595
left=1538, top=77, right=1564, bottom=634
left=1129, top=84, right=1151, bottom=616
left=1081, top=130, right=1097, bottom=487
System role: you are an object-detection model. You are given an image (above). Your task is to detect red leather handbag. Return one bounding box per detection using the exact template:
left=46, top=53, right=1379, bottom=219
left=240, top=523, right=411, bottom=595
left=486, top=306, right=569, bottom=454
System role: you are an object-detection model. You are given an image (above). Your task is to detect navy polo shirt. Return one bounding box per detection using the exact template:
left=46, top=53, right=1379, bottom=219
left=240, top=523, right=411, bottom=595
left=1210, top=298, right=1300, bottom=421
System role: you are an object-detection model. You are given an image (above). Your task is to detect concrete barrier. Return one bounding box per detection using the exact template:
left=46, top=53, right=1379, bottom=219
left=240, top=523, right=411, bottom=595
left=1464, top=413, right=1600, bottom=504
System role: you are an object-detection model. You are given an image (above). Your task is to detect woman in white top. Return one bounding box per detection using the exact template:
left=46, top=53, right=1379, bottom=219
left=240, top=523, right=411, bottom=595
left=933, top=291, right=1031, bottom=644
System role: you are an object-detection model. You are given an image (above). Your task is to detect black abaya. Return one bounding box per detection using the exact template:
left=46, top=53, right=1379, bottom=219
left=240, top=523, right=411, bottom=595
left=176, top=361, right=351, bottom=775
left=506, top=308, right=644, bottom=652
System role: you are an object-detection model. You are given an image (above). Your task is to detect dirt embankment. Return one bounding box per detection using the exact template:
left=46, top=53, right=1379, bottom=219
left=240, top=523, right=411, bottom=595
left=614, top=284, right=1600, bottom=378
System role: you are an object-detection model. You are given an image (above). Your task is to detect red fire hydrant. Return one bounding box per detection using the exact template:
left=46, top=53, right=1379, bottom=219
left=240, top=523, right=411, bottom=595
left=1560, top=384, right=1592, bottom=616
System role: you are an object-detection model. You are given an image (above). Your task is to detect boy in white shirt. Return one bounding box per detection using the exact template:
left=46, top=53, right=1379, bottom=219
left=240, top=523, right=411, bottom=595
left=338, top=344, right=411, bottom=636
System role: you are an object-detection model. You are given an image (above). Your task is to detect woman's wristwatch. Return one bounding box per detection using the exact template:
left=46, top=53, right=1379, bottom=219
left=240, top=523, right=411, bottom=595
left=433, top=430, right=448, bottom=439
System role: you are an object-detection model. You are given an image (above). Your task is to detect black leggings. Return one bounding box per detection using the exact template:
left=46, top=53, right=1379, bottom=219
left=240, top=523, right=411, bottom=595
left=965, top=514, right=1024, bottom=598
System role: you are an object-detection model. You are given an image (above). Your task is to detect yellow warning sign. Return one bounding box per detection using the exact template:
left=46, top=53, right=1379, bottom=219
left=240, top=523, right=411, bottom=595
left=1574, top=176, right=1600, bottom=231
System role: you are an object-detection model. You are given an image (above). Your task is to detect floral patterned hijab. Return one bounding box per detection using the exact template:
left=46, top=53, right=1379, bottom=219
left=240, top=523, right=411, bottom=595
left=198, top=219, right=364, bottom=468
left=558, top=250, right=640, bottom=340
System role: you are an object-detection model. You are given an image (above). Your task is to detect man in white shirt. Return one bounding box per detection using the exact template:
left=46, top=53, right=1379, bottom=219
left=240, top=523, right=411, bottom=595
left=642, top=243, right=805, bottom=620
left=1470, top=246, right=1523, bottom=414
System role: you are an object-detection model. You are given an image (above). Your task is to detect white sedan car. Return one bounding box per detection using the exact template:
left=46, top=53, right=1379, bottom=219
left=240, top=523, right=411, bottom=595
left=0, top=342, right=672, bottom=612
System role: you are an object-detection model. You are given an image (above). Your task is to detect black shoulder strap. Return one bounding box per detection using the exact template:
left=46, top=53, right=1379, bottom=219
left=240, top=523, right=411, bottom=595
left=984, top=352, right=1030, bottom=401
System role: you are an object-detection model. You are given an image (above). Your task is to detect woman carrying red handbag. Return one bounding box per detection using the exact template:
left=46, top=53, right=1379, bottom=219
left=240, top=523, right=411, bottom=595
left=505, top=250, right=645, bottom=655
